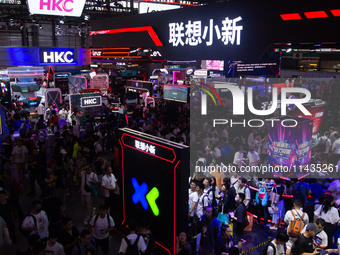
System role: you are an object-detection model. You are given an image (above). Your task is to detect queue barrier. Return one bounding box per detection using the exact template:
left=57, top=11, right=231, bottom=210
left=241, top=237, right=272, bottom=254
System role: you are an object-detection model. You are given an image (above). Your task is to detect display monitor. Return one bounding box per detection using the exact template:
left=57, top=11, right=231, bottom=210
left=205, top=60, right=224, bottom=71
left=163, top=85, right=188, bottom=103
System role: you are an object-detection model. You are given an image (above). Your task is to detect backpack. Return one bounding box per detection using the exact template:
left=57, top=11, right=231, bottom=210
left=20, top=214, right=37, bottom=238
left=93, top=213, right=111, bottom=229
left=318, top=137, right=328, bottom=152
left=200, top=194, right=210, bottom=210
left=5, top=178, right=22, bottom=196
left=124, top=234, right=141, bottom=255
left=292, top=183, right=304, bottom=205
left=207, top=189, right=219, bottom=217
left=261, top=242, right=276, bottom=255
left=245, top=184, right=256, bottom=206
left=288, top=210, right=305, bottom=237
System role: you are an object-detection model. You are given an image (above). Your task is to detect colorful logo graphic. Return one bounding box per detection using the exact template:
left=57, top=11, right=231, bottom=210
left=132, top=178, right=159, bottom=216
left=198, top=83, right=222, bottom=107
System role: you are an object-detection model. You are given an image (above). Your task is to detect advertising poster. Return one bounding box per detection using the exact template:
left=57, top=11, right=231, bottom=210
left=68, top=76, right=87, bottom=94
left=90, top=73, right=109, bottom=91
left=267, top=117, right=313, bottom=169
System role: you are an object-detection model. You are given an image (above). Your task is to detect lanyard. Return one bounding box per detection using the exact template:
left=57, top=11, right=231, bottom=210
left=108, top=175, right=112, bottom=184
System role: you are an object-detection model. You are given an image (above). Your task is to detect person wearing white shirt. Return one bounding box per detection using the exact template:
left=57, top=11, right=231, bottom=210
left=230, top=172, right=240, bottom=191
left=247, top=129, right=258, bottom=146
left=101, top=167, right=118, bottom=216
left=285, top=78, right=289, bottom=88
left=36, top=102, right=45, bottom=121
left=119, top=220, right=146, bottom=255
left=77, top=164, right=98, bottom=226
left=88, top=205, right=115, bottom=255
left=173, top=125, right=180, bottom=135
left=284, top=200, right=309, bottom=255
left=237, top=178, right=251, bottom=208
left=247, top=147, right=260, bottom=167
left=188, top=181, right=198, bottom=226
left=21, top=200, right=50, bottom=240
left=214, top=146, right=221, bottom=158
left=59, top=107, right=68, bottom=120
left=329, top=126, right=337, bottom=144
left=221, top=127, right=229, bottom=143
left=195, top=183, right=210, bottom=221
left=327, top=179, right=340, bottom=200
left=142, top=120, right=152, bottom=133
left=301, top=218, right=327, bottom=249
left=233, top=147, right=246, bottom=168
left=265, top=231, right=289, bottom=255
left=314, top=194, right=340, bottom=249
left=332, top=133, right=340, bottom=165
left=45, top=231, right=65, bottom=255
left=203, top=178, right=214, bottom=202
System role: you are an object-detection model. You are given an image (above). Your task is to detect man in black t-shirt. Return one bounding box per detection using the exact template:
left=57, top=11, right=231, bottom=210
left=41, top=188, right=63, bottom=232
left=138, top=219, right=155, bottom=255
left=231, top=193, right=246, bottom=251
left=292, top=223, right=320, bottom=255
left=0, top=190, right=17, bottom=244
left=58, top=217, right=80, bottom=255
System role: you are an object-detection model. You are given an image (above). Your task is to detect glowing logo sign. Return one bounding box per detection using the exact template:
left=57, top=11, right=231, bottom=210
left=27, top=0, right=86, bottom=17
left=40, top=48, right=75, bottom=65
left=132, top=178, right=159, bottom=216
left=135, top=140, right=156, bottom=154
left=169, top=16, right=243, bottom=47
left=80, top=96, right=102, bottom=108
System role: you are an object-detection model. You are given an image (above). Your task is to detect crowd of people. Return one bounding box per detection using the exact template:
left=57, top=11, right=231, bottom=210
left=0, top=94, right=190, bottom=255
left=188, top=77, right=340, bottom=254
left=2, top=76, right=340, bottom=255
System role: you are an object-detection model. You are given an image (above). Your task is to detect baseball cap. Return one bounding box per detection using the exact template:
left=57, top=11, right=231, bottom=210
left=306, top=223, right=318, bottom=232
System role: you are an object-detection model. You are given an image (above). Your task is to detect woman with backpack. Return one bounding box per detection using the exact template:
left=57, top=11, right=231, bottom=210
left=313, top=194, right=339, bottom=249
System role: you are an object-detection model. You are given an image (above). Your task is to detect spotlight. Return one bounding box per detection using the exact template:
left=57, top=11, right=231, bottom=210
left=286, top=48, right=292, bottom=53
left=59, top=20, right=64, bottom=24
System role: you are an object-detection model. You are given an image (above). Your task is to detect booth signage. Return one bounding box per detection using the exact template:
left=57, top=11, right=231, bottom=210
left=27, top=0, right=86, bottom=17
left=80, top=96, right=102, bottom=108
left=119, top=128, right=189, bottom=255
left=40, top=48, right=75, bottom=64
left=194, top=70, right=209, bottom=76
left=121, top=133, right=176, bottom=162
left=132, top=177, right=159, bottom=216
left=169, top=16, right=243, bottom=47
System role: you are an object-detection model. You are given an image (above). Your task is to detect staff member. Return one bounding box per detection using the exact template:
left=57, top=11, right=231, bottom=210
left=231, top=193, right=246, bottom=251
left=314, top=194, right=339, bottom=249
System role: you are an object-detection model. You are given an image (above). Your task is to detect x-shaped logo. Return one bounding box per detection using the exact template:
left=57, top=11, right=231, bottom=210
left=132, top=178, right=159, bottom=216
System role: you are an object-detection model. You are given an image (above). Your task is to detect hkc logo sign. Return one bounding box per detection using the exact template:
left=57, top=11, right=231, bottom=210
left=132, top=178, right=159, bottom=216
left=40, top=48, right=75, bottom=65
left=81, top=96, right=102, bottom=108
left=27, top=0, right=86, bottom=17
